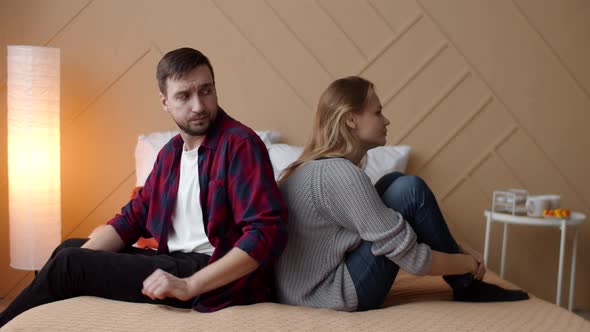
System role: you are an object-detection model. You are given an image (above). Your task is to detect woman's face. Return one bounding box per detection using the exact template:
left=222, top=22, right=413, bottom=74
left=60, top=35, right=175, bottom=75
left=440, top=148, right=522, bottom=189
left=349, top=92, right=390, bottom=150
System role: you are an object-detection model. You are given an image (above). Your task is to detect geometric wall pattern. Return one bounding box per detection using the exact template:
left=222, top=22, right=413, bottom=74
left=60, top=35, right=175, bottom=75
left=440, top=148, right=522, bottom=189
left=1, top=0, right=589, bottom=311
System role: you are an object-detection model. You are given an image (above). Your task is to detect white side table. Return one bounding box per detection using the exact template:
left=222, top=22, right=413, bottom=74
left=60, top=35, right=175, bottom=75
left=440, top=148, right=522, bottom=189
left=483, top=210, right=585, bottom=311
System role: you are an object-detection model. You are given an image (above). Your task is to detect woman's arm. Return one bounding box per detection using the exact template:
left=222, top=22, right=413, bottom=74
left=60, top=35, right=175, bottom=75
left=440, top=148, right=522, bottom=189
left=427, top=250, right=482, bottom=278
left=457, top=241, right=486, bottom=279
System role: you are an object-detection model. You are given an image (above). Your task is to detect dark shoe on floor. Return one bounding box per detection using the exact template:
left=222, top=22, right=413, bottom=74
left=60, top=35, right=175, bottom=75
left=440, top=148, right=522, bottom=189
left=453, top=280, right=529, bottom=302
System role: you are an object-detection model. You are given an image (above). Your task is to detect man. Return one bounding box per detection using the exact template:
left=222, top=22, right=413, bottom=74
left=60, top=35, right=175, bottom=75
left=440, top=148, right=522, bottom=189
left=0, top=47, right=288, bottom=327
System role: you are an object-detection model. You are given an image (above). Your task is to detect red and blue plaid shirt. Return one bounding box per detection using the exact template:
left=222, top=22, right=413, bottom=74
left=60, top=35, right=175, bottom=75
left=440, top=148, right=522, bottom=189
left=107, top=108, right=288, bottom=312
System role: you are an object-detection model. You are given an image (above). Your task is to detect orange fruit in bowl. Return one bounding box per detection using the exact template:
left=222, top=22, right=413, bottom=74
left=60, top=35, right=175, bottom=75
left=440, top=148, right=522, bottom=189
left=542, top=208, right=571, bottom=218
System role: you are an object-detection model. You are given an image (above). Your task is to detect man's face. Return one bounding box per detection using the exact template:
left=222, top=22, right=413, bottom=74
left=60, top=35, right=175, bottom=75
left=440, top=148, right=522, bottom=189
left=160, top=65, right=218, bottom=137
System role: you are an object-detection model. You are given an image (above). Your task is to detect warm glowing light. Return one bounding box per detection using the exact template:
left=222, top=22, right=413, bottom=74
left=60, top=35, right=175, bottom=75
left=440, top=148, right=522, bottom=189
left=7, top=45, right=61, bottom=270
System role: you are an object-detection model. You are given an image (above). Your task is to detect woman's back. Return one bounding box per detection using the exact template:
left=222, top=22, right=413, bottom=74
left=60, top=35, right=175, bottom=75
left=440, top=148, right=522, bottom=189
left=276, top=158, right=431, bottom=311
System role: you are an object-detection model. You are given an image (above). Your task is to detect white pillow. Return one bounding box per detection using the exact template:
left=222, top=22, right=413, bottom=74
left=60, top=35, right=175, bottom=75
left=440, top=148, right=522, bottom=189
left=364, top=146, right=411, bottom=183
left=267, top=144, right=411, bottom=184
left=266, top=144, right=305, bottom=180
left=135, top=130, right=281, bottom=186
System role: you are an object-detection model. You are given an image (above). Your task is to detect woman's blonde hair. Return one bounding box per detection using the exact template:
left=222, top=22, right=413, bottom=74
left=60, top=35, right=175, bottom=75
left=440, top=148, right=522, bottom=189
left=278, top=76, right=375, bottom=184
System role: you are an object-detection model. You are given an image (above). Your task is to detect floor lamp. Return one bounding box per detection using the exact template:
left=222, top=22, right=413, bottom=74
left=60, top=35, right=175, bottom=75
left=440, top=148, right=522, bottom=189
left=7, top=45, right=61, bottom=273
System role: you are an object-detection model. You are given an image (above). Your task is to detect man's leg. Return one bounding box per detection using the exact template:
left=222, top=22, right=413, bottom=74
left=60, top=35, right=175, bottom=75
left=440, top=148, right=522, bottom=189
left=377, top=172, right=528, bottom=302
left=0, top=239, right=210, bottom=327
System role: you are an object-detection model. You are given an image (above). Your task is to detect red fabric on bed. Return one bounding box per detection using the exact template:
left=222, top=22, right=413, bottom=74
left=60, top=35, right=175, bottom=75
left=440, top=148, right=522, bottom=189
left=131, top=186, right=159, bottom=249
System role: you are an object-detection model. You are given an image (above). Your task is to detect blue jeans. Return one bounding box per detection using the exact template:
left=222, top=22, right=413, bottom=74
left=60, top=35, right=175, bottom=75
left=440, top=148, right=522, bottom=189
left=345, top=172, right=472, bottom=311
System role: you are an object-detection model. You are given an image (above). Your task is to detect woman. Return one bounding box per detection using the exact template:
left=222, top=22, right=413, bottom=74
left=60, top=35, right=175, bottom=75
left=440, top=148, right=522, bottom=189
left=275, top=76, right=528, bottom=311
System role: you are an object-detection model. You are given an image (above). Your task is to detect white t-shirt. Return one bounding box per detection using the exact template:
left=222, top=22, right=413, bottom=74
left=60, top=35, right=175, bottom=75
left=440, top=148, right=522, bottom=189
left=167, top=144, right=215, bottom=255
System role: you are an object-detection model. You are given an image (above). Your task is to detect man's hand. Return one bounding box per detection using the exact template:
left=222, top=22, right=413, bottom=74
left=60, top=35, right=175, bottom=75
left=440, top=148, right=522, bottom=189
left=142, top=269, right=195, bottom=301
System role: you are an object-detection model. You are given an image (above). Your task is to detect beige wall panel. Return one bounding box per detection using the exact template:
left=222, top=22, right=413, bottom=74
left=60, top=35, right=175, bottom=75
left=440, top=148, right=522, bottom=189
left=470, top=153, right=525, bottom=198
left=0, top=274, right=34, bottom=309
left=65, top=176, right=136, bottom=240
left=0, top=0, right=89, bottom=44
left=369, top=0, right=421, bottom=33
left=0, top=41, right=4, bottom=85
left=0, top=0, right=90, bottom=80
left=215, top=0, right=331, bottom=109
left=498, top=131, right=588, bottom=211
left=417, top=100, right=514, bottom=196
left=419, top=0, right=590, bottom=205
left=61, top=50, right=171, bottom=236
left=400, top=74, right=488, bottom=172
left=317, top=0, right=392, bottom=59
left=362, top=17, right=445, bottom=104
left=266, top=0, right=365, bottom=77
left=383, top=46, right=465, bottom=144
left=515, top=0, right=590, bottom=95
left=438, top=178, right=488, bottom=251
left=497, top=130, right=590, bottom=307
left=142, top=1, right=313, bottom=145
left=49, top=0, right=151, bottom=125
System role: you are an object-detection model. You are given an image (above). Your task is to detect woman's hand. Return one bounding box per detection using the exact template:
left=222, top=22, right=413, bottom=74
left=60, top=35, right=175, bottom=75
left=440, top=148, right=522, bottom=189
left=142, top=269, right=195, bottom=301
left=459, top=242, right=486, bottom=280
left=428, top=251, right=483, bottom=278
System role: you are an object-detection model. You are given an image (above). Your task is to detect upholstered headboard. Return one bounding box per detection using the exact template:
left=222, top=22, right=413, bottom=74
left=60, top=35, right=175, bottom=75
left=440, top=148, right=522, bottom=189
left=135, top=131, right=411, bottom=186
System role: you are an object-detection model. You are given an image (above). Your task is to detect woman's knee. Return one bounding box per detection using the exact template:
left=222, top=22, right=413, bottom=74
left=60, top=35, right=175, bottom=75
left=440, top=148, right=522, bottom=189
left=394, top=175, right=426, bottom=190
left=380, top=175, right=432, bottom=211
left=375, top=171, right=405, bottom=197
left=385, top=175, right=428, bottom=197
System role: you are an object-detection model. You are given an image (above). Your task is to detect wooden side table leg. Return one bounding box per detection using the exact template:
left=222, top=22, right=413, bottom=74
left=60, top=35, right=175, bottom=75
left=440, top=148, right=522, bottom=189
left=557, top=219, right=567, bottom=306
left=500, top=223, right=508, bottom=278
left=484, top=214, right=492, bottom=266
left=568, top=228, right=579, bottom=311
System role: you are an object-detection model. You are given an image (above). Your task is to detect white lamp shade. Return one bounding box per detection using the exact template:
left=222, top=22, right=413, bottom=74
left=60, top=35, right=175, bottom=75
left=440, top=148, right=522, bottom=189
left=7, top=45, right=61, bottom=271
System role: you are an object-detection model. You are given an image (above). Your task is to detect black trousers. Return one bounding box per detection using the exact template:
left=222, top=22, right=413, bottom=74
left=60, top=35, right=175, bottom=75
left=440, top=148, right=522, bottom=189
left=0, top=238, right=211, bottom=327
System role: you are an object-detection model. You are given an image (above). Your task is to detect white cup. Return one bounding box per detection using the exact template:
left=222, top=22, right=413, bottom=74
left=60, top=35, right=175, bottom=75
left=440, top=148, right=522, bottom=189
left=526, top=195, right=561, bottom=217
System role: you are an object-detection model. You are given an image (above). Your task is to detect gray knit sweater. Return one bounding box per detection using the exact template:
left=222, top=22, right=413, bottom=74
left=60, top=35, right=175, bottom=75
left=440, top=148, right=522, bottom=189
left=275, top=158, right=432, bottom=311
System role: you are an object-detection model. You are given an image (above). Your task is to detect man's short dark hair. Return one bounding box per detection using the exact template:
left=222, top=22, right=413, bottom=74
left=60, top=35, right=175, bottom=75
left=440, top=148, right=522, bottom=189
left=156, top=47, right=215, bottom=94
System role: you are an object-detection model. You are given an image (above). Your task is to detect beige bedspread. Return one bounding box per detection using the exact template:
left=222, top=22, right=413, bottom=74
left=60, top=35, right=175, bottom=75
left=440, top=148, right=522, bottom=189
left=3, top=271, right=588, bottom=331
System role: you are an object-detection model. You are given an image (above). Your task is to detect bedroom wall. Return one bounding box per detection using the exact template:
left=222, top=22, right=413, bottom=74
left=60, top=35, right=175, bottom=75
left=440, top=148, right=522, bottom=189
left=1, top=0, right=589, bottom=311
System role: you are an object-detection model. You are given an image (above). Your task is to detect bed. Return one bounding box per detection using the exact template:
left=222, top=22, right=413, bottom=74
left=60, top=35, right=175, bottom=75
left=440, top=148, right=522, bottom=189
left=3, top=131, right=588, bottom=331
left=3, top=271, right=588, bottom=331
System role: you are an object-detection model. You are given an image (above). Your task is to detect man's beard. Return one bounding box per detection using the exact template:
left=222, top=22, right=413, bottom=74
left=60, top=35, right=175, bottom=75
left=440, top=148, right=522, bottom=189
left=175, top=118, right=211, bottom=136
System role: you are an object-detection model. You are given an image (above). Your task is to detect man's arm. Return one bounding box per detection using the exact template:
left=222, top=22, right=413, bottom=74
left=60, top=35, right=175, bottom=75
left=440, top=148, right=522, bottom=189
left=107, top=148, right=168, bottom=246
left=142, top=248, right=258, bottom=301
left=142, top=135, right=286, bottom=302
left=82, top=225, right=125, bottom=252
left=226, top=137, right=288, bottom=264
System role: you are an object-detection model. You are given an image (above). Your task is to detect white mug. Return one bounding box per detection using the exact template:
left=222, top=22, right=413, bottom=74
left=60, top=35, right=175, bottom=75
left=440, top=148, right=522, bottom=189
left=526, top=195, right=561, bottom=217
